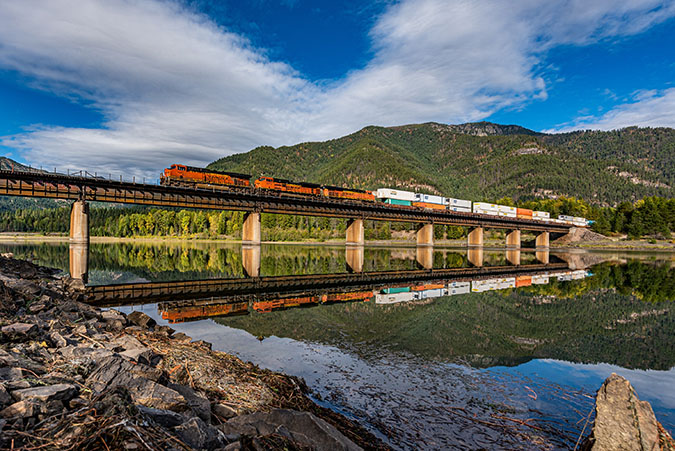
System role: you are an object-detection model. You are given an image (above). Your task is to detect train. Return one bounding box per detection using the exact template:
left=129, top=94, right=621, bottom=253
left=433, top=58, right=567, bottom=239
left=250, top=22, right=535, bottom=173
left=160, top=163, right=591, bottom=226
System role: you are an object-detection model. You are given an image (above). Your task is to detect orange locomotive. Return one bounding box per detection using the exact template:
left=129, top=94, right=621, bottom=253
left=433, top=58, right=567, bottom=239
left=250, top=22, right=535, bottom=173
left=159, top=301, right=249, bottom=323
left=322, top=185, right=375, bottom=202
left=253, top=295, right=320, bottom=313
left=161, top=164, right=251, bottom=189
left=254, top=176, right=322, bottom=196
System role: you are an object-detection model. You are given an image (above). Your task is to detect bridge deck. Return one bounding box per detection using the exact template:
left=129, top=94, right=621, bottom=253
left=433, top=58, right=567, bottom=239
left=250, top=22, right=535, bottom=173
left=0, top=170, right=571, bottom=232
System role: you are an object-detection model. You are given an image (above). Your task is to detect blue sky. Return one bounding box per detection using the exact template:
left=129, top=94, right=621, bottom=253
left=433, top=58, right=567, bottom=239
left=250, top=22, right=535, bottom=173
left=0, top=0, right=674, bottom=176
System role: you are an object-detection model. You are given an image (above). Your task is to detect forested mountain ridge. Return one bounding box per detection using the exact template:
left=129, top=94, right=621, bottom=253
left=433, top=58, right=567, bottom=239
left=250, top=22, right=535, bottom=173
left=209, top=122, right=674, bottom=206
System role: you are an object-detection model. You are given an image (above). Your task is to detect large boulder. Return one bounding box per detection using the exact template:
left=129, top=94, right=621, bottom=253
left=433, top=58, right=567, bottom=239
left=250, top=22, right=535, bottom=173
left=584, top=373, right=674, bottom=450
left=223, top=409, right=362, bottom=451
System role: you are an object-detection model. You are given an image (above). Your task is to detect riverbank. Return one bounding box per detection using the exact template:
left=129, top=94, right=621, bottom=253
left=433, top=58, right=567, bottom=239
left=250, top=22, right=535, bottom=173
left=0, top=256, right=387, bottom=450
left=2, top=232, right=674, bottom=252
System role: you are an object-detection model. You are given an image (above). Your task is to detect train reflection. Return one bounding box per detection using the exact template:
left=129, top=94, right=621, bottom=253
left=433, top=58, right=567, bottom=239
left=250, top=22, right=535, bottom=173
left=156, top=268, right=592, bottom=323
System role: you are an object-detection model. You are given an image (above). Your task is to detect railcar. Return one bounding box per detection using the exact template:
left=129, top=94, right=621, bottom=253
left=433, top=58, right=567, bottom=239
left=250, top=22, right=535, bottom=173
left=321, top=291, right=374, bottom=304
left=254, top=176, right=322, bottom=196
left=253, top=295, right=320, bottom=313
left=159, top=301, right=249, bottom=323
left=322, top=185, right=375, bottom=202
left=161, top=164, right=251, bottom=189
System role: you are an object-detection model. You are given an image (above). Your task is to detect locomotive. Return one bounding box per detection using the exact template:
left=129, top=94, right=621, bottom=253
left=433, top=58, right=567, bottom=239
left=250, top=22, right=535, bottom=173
left=161, top=164, right=376, bottom=201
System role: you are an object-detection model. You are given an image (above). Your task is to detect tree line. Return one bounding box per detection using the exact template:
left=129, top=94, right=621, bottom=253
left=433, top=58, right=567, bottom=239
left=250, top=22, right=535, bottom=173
left=0, top=195, right=673, bottom=240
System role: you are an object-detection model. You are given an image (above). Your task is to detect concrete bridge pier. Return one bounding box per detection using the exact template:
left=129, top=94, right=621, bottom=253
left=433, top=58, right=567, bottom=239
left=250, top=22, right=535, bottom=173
left=416, top=223, right=434, bottom=247
left=416, top=246, right=434, bottom=270
left=468, top=227, right=484, bottom=247
left=535, top=231, right=550, bottom=248
left=345, top=245, right=364, bottom=273
left=242, top=245, right=261, bottom=278
left=70, top=200, right=89, bottom=244
left=467, top=247, right=484, bottom=267
left=346, top=219, right=364, bottom=245
left=506, top=230, right=521, bottom=248
left=506, top=249, right=521, bottom=266
left=536, top=250, right=550, bottom=264
left=242, top=212, right=261, bottom=245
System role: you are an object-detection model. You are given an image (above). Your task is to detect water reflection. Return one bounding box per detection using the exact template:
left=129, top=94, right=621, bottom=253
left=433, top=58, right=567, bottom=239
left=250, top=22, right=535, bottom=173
left=1, top=239, right=673, bottom=449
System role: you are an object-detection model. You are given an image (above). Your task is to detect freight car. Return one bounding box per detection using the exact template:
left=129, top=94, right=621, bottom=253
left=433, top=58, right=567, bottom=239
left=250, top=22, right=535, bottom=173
left=161, top=164, right=251, bottom=189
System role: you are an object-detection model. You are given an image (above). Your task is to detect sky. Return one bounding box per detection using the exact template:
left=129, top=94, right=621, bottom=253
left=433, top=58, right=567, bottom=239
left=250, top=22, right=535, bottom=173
left=0, top=0, right=674, bottom=178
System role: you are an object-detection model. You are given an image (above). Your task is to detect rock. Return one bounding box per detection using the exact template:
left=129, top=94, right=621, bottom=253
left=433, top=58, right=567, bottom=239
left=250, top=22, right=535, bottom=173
left=172, top=332, right=192, bottom=342
left=127, top=311, right=156, bottom=329
left=225, top=409, right=362, bottom=451
left=174, top=416, right=225, bottom=449
left=213, top=403, right=238, bottom=419
left=101, top=309, right=125, bottom=322
left=583, top=373, right=673, bottom=450
left=137, top=405, right=185, bottom=428
left=72, top=324, right=87, bottom=335
left=0, top=400, right=43, bottom=419
left=108, top=334, right=146, bottom=352
left=1, top=322, right=38, bottom=337
left=168, top=383, right=211, bottom=421
left=224, top=441, right=242, bottom=451
left=119, top=348, right=159, bottom=366
left=87, top=356, right=186, bottom=412
left=0, top=385, right=11, bottom=407
left=154, top=325, right=175, bottom=336
left=11, top=384, right=78, bottom=403
left=48, top=331, right=67, bottom=348
left=0, top=367, right=23, bottom=381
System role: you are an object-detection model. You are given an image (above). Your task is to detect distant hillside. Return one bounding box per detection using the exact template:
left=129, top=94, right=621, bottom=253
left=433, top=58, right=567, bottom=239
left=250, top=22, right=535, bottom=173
left=0, top=156, right=45, bottom=173
left=0, top=157, right=62, bottom=211
left=209, top=122, right=674, bottom=206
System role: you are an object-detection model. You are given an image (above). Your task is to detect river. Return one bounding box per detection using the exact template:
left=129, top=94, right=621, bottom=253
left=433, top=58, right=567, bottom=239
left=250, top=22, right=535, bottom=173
left=1, top=240, right=673, bottom=449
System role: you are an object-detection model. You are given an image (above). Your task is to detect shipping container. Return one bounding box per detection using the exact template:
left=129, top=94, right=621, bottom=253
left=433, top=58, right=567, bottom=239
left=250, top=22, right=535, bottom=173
left=375, top=292, right=415, bottom=304
left=384, top=198, right=412, bottom=206
left=533, top=211, right=550, bottom=218
left=515, top=276, right=532, bottom=287
left=416, top=193, right=445, bottom=205
left=412, top=201, right=446, bottom=210
left=516, top=208, right=533, bottom=216
left=416, top=288, right=446, bottom=299
left=498, top=205, right=517, bottom=213
left=447, top=285, right=471, bottom=295
left=473, top=202, right=498, bottom=211
left=446, top=198, right=472, bottom=208
left=531, top=275, right=550, bottom=285
left=449, top=206, right=472, bottom=213
left=559, top=215, right=574, bottom=221
left=382, top=287, right=411, bottom=294
left=498, top=211, right=517, bottom=218
left=376, top=188, right=416, bottom=201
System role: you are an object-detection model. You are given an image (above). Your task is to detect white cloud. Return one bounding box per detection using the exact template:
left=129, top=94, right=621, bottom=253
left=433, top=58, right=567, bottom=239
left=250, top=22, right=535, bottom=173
left=0, top=0, right=674, bottom=177
left=548, top=88, right=675, bottom=132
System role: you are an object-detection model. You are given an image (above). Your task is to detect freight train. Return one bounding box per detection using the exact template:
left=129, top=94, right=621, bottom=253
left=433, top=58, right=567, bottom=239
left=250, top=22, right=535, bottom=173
left=161, top=163, right=591, bottom=226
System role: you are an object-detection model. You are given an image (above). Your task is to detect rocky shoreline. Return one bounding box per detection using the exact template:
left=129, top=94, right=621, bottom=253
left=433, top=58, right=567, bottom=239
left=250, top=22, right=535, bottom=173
left=0, top=256, right=387, bottom=450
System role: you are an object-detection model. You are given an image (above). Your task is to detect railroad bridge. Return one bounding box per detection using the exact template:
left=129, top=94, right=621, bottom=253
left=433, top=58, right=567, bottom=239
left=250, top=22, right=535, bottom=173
left=0, top=170, right=574, bottom=280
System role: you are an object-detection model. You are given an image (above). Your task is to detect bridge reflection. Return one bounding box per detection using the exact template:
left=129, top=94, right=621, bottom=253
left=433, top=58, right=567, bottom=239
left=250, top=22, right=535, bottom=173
left=104, top=264, right=591, bottom=324
left=83, top=243, right=595, bottom=325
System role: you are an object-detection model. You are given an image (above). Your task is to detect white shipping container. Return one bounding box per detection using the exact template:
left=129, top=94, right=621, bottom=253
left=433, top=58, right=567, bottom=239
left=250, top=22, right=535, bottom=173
left=448, top=285, right=471, bottom=295
left=573, top=217, right=585, bottom=222
left=533, top=211, right=550, bottom=218
left=375, top=188, right=416, bottom=202
left=449, top=206, right=472, bottom=213
left=531, top=276, right=550, bottom=285
left=474, top=202, right=498, bottom=211
left=375, top=292, right=415, bottom=304
left=559, top=215, right=574, bottom=221
left=446, top=198, right=472, bottom=208
left=498, top=211, right=517, bottom=218
left=498, top=205, right=517, bottom=213
left=471, top=280, right=498, bottom=292
left=421, top=288, right=445, bottom=299
left=416, top=193, right=445, bottom=205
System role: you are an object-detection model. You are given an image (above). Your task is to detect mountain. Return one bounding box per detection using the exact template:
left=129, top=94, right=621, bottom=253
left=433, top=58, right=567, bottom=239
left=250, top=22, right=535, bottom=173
left=0, top=156, right=46, bottom=173
left=209, top=122, right=674, bottom=206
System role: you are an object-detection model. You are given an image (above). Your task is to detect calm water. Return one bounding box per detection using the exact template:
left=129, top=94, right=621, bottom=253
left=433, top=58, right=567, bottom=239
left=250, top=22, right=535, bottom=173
left=2, top=240, right=673, bottom=450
